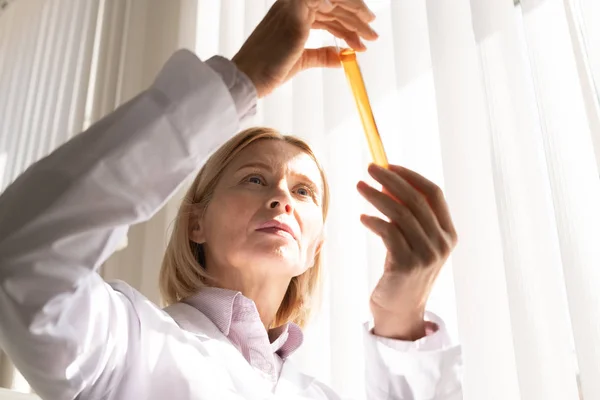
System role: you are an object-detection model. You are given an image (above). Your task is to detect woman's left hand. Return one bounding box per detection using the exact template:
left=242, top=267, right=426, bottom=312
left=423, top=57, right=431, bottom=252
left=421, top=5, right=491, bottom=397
left=357, top=163, right=458, bottom=341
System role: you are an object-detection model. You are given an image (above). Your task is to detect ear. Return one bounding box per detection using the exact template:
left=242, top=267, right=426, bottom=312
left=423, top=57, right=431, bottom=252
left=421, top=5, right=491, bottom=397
left=189, top=208, right=206, bottom=245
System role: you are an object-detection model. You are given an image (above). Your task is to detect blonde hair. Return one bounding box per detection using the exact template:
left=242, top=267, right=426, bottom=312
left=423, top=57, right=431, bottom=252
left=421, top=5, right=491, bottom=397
left=159, top=127, right=330, bottom=328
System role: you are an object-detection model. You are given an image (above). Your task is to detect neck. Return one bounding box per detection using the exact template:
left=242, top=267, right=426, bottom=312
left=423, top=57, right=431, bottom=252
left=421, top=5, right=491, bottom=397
left=206, top=265, right=291, bottom=330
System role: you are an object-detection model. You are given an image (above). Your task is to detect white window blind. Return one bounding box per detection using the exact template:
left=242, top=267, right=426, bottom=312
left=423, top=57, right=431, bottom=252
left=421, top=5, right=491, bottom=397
left=1, top=1, right=599, bottom=399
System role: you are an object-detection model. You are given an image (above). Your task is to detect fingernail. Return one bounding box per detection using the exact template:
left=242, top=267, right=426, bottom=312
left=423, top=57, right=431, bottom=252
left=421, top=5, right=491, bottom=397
left=369, top=163, right=383, bottom=172
left=357, top=181, right=371, bottom=194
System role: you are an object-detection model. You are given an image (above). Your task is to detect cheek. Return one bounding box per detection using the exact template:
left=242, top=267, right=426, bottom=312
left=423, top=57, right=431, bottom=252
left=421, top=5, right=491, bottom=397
left=299, top=207, right=324, bottom=255
left=205, top=194, right=255, bottom=241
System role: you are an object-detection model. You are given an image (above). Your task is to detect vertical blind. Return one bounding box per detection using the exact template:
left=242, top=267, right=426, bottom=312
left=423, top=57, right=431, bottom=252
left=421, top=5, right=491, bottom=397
left=0, top=0, right=101, bottom=192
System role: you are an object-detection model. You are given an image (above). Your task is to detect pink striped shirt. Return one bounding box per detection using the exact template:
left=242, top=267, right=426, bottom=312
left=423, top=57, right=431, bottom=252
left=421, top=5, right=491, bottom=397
left=183, top=287, right=303, bottom=384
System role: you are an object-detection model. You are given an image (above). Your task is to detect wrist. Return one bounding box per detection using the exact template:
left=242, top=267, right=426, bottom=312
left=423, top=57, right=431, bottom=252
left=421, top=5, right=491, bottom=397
left=232, top=54, right=267, bottom=98
left=372, top=310, right=427, bottom=341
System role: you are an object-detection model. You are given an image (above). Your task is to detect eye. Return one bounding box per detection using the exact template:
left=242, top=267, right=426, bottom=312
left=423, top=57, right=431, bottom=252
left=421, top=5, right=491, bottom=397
left=244, top=174, right=266, bottom=185
left=295, top=184, right=317, bottom=200
left=296, top=187, right=310, bottom=196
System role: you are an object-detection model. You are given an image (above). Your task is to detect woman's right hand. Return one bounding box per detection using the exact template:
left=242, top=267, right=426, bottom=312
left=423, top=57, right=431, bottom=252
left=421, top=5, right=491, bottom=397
left=232, top=0, right=378, bottom=98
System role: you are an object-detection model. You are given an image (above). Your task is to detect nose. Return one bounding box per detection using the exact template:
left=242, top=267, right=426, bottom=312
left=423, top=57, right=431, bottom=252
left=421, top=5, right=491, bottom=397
left=268, top=185, right=293, bottom=214
left=270, top=200, right=292, bottom=214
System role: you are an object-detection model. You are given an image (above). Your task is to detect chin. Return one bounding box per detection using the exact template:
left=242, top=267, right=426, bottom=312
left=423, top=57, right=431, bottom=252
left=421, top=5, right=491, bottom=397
left=247, top=244, right=303, bottom=272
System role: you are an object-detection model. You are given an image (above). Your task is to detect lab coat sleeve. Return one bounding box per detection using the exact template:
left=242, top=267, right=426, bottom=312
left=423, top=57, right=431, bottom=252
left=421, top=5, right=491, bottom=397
left=0, top=49, right=256, bottom=400
left=363, top=312, right=463, bottom=400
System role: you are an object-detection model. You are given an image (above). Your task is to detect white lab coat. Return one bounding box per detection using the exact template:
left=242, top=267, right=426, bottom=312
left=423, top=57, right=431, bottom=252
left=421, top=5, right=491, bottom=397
left=0, top=50, right=463, bottom=400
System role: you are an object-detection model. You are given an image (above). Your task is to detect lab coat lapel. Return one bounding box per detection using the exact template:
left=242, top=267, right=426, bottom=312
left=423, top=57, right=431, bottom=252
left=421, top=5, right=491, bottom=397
left=163, top=302, right=273, bottom=398
left=275, top=358, right=316, bottom=397
left=165, top=302, right=317, bottom=399
left=163, top=302, right=223, bottom=340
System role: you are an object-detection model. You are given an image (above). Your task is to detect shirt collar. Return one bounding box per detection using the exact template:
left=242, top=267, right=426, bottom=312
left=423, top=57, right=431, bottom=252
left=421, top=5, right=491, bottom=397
left=182, top=287, right=303, bottom=359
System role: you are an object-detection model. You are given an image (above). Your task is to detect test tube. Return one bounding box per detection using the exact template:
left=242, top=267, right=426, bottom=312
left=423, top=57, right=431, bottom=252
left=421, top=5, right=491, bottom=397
left=338, top=47, right=388, bottom=167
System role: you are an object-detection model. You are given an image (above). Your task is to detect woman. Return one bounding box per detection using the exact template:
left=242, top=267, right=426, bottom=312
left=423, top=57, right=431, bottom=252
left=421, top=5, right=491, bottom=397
left=0, top=0, right=462, bottom=399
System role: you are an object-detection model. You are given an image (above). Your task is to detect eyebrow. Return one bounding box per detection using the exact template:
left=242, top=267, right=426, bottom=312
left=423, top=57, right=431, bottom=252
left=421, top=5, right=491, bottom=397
left=236, top=162, right=274, bottom=173
left=236, top=162, right=323, bottom=193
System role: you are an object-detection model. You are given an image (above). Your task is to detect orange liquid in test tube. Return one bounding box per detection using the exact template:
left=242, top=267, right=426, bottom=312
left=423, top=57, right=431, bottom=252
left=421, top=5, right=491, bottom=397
left=338, top=48, right=388, bottom=167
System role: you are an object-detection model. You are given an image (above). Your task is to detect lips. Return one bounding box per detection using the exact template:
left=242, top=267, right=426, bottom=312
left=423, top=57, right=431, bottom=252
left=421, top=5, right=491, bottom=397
left=256, top=220, right=297, bottom=240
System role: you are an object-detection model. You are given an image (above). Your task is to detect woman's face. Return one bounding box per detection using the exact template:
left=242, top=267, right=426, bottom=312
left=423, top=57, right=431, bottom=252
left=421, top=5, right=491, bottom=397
left=192, top=140, right=325, bottom=281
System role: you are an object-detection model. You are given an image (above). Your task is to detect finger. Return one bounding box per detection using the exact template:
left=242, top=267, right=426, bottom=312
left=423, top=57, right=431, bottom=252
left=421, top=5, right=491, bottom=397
left=298, top=47, right=342, bottom=70
left=387, top=164, right=457, bottom=240
left=360, top=214, right=411, bottom=254
left=368, top=164, right=446, bottom=247
left=312, top=20, right=366, bottom=51
left=316, top=8, right=378, bottom=40
left=357, top=181, right=434, bottom=256
left=331, top=0, right=377, bottom=23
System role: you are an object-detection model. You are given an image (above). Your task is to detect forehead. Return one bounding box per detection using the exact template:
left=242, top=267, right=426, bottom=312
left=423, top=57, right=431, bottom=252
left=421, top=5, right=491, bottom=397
left=228, top=140, right=323, bottom=183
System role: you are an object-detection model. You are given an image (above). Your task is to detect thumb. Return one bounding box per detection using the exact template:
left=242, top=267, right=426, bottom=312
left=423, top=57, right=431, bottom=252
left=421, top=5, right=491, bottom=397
left=298, top=46, right=341, bottom=71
